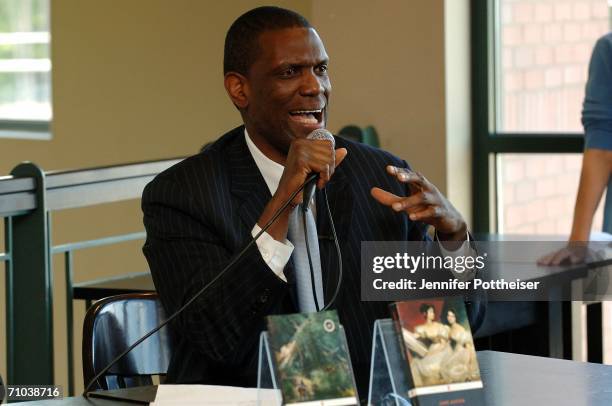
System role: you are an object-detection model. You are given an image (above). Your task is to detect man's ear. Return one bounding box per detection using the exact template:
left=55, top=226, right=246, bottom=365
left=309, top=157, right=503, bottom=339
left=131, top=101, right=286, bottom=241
left=224, top=72, right=249, bottom=109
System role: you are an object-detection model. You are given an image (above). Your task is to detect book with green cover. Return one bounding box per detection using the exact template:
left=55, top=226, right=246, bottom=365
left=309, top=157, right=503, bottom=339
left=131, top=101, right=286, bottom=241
left=266, top=311, right=358, bottom=406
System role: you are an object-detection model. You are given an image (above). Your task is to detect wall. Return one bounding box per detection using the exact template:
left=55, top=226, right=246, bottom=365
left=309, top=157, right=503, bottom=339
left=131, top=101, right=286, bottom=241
left=444, top=0, right=472, bottom=227
left=312, top=0, right=449, bottom=191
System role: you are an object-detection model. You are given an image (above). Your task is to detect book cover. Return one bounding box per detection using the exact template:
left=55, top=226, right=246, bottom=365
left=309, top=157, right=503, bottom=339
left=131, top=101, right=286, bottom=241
left=266, top=311, right=358, bottom=406
left=390, top=297, right=484, bottom=406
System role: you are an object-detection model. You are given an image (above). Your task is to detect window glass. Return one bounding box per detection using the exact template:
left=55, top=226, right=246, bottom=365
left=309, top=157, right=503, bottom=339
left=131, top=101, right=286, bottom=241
left=498, top=153, right=605, bottom=234
left=0, top=0, right=51, bottom=121
left=496, top=0, right=610, bottom=132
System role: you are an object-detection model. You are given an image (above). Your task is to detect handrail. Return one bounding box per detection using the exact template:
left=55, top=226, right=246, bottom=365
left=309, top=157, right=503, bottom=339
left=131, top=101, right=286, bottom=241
left=0, top=157, right=183, bottom=215
left=46, top=158, right=183, bottom=188
left=1, top=156, right=185, bottom=391
left=45, top=158, right=183, bottom=210
left=0, top=175, right=37, bottom=216
left=51, top=231, right=146, bottom=254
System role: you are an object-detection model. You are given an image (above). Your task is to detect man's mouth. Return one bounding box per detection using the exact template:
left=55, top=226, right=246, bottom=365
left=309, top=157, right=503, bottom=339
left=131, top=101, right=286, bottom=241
left=289, top=108, right=324, bottom=125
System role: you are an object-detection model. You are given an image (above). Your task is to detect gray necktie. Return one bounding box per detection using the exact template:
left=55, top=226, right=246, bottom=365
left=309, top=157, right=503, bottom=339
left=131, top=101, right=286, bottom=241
left=287, top=204, right=324, bottom=312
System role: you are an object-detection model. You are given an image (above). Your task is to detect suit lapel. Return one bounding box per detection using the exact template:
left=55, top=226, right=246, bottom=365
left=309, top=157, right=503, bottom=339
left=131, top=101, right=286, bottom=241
left=228, top=130, right=271, bottom=230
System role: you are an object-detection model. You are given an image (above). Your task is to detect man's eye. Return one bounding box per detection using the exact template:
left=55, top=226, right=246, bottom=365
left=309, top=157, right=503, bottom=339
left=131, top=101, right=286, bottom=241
left=317, top=65, right=328, bottom=74
left=281, top=67, right=297, bottom=77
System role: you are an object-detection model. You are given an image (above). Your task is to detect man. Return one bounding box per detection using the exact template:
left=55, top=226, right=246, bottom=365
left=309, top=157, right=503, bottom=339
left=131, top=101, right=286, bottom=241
left=142, top=6, right=483, bottom=397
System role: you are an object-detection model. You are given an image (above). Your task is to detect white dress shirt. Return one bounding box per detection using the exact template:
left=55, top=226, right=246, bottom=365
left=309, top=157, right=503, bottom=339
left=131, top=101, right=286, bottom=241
left=245, top=130, right=295, bottom=282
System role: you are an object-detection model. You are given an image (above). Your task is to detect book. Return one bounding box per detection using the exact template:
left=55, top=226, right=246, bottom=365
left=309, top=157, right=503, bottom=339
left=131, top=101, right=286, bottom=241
left=266, top=311, right=358, bottom=406
left=390, top=297, right=484, bottom=405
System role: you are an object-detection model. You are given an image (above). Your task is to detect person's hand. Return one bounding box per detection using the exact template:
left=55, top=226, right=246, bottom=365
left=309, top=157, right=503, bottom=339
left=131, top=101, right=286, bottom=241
left=370, top=165, right=467, bottom=240
left=537, top=243, right=589, bottom=266
left=258, top=138, right=347, bottom=242
left=275, top=138, right=348, bottom=207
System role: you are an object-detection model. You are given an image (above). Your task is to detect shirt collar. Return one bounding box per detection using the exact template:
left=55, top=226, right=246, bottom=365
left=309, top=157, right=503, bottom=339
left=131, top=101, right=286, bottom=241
left=244, top=129, right=285, bottom=195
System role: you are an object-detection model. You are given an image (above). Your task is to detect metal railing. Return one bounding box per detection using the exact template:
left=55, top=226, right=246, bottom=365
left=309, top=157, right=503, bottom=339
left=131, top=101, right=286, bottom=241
left=0, top=157, right=182, bottom=394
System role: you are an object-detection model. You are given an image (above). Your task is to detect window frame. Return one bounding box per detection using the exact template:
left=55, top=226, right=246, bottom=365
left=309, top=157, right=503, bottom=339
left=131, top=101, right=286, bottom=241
left=0, top=119, right=50, bottom=139
left=471, top=0, right=585, bottom=233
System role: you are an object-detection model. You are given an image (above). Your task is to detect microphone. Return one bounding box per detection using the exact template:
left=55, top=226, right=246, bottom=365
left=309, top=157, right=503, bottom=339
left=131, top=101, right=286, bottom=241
left=302, top=129, right=335, bottom=212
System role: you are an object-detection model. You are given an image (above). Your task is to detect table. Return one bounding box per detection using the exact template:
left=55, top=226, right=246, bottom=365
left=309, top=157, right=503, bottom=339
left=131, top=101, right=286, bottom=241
left=73, top=272, right=154, bottom=308
left=72, top=235, right=611, bottom=359
left=474, top=234, right=612, bottom=361
left=18, top=351, right=612, bottom=405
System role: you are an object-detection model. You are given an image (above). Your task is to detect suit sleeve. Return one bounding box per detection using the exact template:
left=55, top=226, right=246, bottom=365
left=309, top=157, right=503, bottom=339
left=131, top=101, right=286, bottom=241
left=141, top=176, right=288, bottom=366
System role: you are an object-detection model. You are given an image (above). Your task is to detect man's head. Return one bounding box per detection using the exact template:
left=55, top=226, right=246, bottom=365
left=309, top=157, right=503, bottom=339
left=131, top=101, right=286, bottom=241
left=223, top=6, right=312, bottom=76
left=223, top=7, right=331, bottom=159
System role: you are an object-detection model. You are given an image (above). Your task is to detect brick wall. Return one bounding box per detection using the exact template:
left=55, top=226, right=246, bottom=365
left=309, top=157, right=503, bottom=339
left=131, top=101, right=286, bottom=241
left=498, top=0, right=609, bottom=235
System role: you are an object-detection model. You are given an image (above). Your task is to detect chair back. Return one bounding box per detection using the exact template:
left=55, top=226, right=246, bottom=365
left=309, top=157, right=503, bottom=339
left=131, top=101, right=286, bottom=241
left=82, top=292, right=172, bottom=390
left=338, top=125, right=380, bottom=147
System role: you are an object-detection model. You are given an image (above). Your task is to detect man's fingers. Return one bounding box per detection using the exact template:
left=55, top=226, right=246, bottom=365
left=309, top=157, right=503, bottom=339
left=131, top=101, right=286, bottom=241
left=409, top=206, right=440, bottom=221
left=371, top=187, right=430, bottom=213
left=335, top=148, right=348, bottom=168
left=311, top=148, right=346, bottom=189
left=317, top=164, right=330, bottom=189
left=388, top=194, right=426, bottom=212
left=370, top=187, right=402, bottom=206
left=386, top=166, right=428, bottom=188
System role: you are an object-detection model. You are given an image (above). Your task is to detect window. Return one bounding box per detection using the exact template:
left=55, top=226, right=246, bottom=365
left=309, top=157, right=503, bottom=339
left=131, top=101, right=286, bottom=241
left=0, top=0, right=51, bottom=139
left=473, top=0, right=611, bottom=235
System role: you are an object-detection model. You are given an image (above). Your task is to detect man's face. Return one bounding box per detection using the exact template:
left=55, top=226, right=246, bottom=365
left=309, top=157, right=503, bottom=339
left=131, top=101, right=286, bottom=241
left=242, top=27, right=330, bottom=154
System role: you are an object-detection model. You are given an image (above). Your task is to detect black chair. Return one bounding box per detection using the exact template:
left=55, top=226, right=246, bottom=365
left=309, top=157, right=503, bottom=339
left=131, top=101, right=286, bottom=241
left=82, top=292, right=172, bottom=390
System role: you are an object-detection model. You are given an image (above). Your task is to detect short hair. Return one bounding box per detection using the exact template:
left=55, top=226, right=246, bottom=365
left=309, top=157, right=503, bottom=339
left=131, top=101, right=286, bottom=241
left=419, top=303, right=434, bottom=315
left=223, top=6, right=312, bottom=76
left=444, top=308, right=457, bottom=323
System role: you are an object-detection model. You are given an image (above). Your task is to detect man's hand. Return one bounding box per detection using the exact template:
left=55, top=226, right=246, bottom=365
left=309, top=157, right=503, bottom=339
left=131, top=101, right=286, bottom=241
left=370, top=165, right=467, bottom=241
left=277, top=138, right=348, bottom=207
left=258, top=138, right=347, bottom=242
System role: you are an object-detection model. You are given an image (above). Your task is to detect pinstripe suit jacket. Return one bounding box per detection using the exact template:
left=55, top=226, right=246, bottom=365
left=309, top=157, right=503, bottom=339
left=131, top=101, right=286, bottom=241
left=142, top=125, right=484, bottom=395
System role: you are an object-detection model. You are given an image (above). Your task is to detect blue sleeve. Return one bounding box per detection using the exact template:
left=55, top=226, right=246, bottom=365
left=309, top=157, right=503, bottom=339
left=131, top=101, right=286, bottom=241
left=582, top=33, right=612, bottom=151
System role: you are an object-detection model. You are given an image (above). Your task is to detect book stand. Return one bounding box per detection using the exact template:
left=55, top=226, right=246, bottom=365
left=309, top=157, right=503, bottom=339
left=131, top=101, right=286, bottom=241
left=257, top=331, right=283, bottom=406
left=368, top=319, right=412, bottom=406
left=257, top=325, right=358, bottom=406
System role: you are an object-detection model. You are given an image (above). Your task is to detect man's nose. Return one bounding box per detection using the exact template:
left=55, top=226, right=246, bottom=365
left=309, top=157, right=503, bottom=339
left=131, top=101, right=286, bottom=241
left=300, top=70, right=324, bottom=96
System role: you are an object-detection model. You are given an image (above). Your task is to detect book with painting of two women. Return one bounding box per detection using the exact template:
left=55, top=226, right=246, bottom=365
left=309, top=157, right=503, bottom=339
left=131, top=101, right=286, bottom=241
left=389, top=297, right=484, bottom=405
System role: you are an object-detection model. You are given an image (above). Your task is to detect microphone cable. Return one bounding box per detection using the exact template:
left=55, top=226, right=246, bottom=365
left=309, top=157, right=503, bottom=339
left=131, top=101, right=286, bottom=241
left=302, top=187, right=343, bottom=313
left=84, top=173, right=320, bottom=396
left=84, top=172, right=345, bottom=395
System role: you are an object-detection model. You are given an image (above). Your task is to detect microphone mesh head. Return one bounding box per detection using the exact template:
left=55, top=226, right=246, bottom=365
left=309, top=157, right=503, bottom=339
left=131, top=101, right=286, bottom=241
left=306, top=129, right=335, bottom=148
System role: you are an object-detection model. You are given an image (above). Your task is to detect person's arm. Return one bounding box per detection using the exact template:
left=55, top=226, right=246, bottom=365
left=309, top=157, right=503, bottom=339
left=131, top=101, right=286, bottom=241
left=574, top=34, right=612, bottom=240
left=538, top=150, right=612, bottom=266
left=569, top=148, right=612, bottom=241
left=539, top=35, right=612, bottom=265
